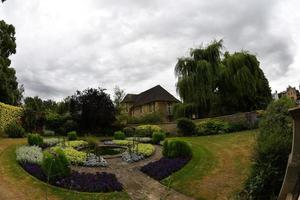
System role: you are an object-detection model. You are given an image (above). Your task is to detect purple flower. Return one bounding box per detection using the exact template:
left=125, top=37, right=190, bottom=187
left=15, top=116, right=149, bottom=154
left=141, top=157, right=190, bottom=180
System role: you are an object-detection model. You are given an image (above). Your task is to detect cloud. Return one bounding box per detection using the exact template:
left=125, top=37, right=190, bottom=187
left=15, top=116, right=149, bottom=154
left=0, top=0, right=297, bottom=100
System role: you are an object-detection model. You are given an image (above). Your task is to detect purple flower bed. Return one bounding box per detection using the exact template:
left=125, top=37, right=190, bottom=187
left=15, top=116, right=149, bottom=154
left=54, top=172, right=123, bottom=192
left=20, top=163, right=122, bottom=192
left=141, top=157, right=191, bottom=180
left=21, top=163, right=46, bottom=181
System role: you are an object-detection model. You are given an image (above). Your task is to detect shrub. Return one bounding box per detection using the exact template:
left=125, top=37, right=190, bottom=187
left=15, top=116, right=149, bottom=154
left=43, top=138, right=62, bottom=147
left=126, top=137, right=152, bottom=143
left=177, top=118, right=196, bottom=136
left=134, top=143, right=155, bottom=157
left=5, top=122, right=25, bottom=138
left=67, top=131, right=77, bottom=140
left=114, top=131, right=126, bottom=140
left=241, top=97, right=295, bottom=199
left=41, top=149, right=70, bottom=181
left=196, top=119, right=229, bottom=135
left=141, top=157, right=190, bottom=180
left=152, top=131, right=166, bottom=144
left=61, top=147, right=87, bottom=165
left=85, top=137, right=98, bottom=149
left=136, top=125, right=162, bottom=137
left=113, top=140, right=131, bottom=146
left=58, top=140, right=88, bottom=149
left=0, top=102, right=23, bottom=136
left=27, top=133, right=43, bottom=146
left=16, top=145, right=43, bottom=165
left=163, top=140, right=192, bottom=158
left=123, top=127, right=135, bottom=137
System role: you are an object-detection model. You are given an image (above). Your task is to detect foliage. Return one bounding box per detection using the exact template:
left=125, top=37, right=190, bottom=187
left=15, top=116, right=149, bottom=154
left=127, top=112, right=162, bottom=124
left=197, top=119, right=230, bottom=135
left=175, top=40, right=272, bottom=117
left=84, top=153, right=108, bottom=167
left=41, top=149, right=70, bottom=181
left=242, top=97, right=295, bottom=199
left=114, top=131, right=126, bottom=140
left=135, top=124, right=162, bottom=137
left=0, top=20, right=23, bottom=105
left=45, top=111, right=70, bottom=135
left=172, top=103, right=197, bottom=119
left=61, top=147, right=87, bottom=165
left=163, top=140, right=192, bottom=158
left=141, top=157, right=190, bottom=180
left=59, top=140, right=88, bottom=149
left=16, top=145, right=43, bottom=165
left=112, top=140, right=131, bottom=146
left=0, top=102, right=23, bottom=136
left=123, top=126, right=135, bottom=137
left=5, top=121, right=25, bottom=138
left=177, top=118, right=196, bottom=136
left=152, top=131, right=166, bottom=144
left=126, top=137, right=152, bottom=143
left=27, top=133, right=43, bottom=146
left=85, top=137, right=98, bottom=149
left=21, top=163, right=46, bottom=181
left=67, top=131, right=77, bottom=140
left=54, top=171, right=123, bottom=192
left=113, top=86, right=125, bottom=115
left=43, top=138, right=62, bottom=148
left=69, top=87, right=115, bottom=134
left=134, top=143, right=155, bottom=157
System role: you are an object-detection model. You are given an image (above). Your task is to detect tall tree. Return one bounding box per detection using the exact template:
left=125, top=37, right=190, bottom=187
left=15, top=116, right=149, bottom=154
left=0, top=20, right=23, bottom=105
left=70, top=88, right=115, bottom=134
left=175, top=40, right=223, bottom=116
left=113, top=86, right=125, bottom=115
left=175, top=40, right=272, bottom=117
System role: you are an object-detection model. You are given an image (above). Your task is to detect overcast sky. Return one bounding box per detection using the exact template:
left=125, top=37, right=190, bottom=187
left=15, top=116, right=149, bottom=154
left=1, top=0, right=300, bottom=101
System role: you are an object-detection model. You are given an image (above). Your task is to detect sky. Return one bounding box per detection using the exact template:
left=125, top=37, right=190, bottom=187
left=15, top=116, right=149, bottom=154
left=0, top=0, right=300, bottom=101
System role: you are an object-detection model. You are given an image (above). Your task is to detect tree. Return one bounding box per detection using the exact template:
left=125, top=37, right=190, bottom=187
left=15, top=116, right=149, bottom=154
left=113, top=86, right=125, bottom=114
left=69, top=87, right=115, bottom=134
left=0, top=20, right=23, bottom=105
left=175, top=40, right=272, bottom=117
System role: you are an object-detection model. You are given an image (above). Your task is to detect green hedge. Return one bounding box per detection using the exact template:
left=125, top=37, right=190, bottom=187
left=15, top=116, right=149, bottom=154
left=0, top=102, right=23, bottom=136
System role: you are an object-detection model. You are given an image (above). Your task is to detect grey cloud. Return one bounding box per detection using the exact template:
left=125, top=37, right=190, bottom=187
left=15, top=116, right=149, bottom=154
left=0, top=0, right=297, bottom=100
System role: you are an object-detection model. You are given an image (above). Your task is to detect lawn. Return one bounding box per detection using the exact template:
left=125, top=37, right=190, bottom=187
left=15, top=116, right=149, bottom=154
left=0, top=138, right=129, bottom=200
left=162, top=130, right=257, bottom=200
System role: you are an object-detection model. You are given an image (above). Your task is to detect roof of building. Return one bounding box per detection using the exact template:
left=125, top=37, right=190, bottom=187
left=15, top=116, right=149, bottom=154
left=122, top=85, right=180, bottom=106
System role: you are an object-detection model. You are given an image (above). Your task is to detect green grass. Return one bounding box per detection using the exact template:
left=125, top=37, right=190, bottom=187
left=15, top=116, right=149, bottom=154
left=162, top=130, right=257, bottom=200
left=0, top=139, right=129, bottom=200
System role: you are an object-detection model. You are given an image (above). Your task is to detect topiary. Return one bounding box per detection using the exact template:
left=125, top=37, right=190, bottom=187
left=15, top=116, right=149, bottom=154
left=177, top=118, right=196, bottom=136
left=27, top=133, right=43, bottom=146
left=152, top=131, right=166, bottom=144
left=114, top=131, right=126, bottom=140
left=67, top=131, right=77, bottom=141
left=163, top=140, right=192, bottom=158
left=5, top=121, right=25, bottom=138
left=41, top=148, right=70, bottom=182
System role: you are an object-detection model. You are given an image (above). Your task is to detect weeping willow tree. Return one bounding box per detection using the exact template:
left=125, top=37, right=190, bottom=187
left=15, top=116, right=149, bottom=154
left=175, top=40, right=222, bottom=116
left=175, top=40, right=272, bottom=117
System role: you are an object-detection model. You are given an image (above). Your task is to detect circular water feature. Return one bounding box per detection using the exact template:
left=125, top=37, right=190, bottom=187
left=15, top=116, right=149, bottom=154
left=84, top=145, right=127, bottom=157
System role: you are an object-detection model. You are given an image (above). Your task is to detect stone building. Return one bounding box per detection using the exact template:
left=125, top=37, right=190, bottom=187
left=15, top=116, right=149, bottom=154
left=279, top=85, right=300, bottom=103
left=121, top=85, right=180, bottom=122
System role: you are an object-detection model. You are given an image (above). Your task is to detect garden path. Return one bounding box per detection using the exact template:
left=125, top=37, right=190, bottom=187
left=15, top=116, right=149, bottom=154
left=73, top=145, right=194, bottom=200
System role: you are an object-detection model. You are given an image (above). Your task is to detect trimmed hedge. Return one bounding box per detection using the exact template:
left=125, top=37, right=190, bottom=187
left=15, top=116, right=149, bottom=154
left=152, top=131, right=166, bottom=144
left=163, top=140, right=192, bottom=158
left=114, top=131, right=126, bottom=140
left=0, top=102, right=23, bottom=136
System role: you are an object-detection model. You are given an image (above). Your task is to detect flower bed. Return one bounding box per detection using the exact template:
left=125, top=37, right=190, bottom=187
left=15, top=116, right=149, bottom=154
left=43, top=138, right=62, bottom=147
left=54, top=172, right=122, bottom=192
left=141, top=157, right=190, bottom=180
left=16, top=146, right=43, bottom=165
left=20, top=163, right=122, bottom=192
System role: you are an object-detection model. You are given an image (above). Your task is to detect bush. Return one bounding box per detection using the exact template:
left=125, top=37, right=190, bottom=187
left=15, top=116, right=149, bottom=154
left=127, top=112, right=162, bottom=124
left=0, top=102, right=23, bottom=136
left=241, top=97, right=295, bottom=199
left=85, top=137, right=98, bottom=149
left=5, top=122, right=25, bottom=138
left=41, top=149, right=70, bottom=181
left=114, top=131, right=126, bottom=140
left=123, top=127, right=135, bottom=137
left=58, top=140, right=88, bottom=149
left=152, top=131, right=166, bottom=144
left=43, top=138, right=62, bottom=148
left=126, top=137, right=152, bottom=143
left=177, top=118, right=196, bottom=136
left=136, top=125, right=162, bottom=137
left=196, top=119, right=229, bottom=135
left=16, top=145, right=43, bottom=165
left=61, top=147, right=87, bottom=165
left=163, top=140, right=192, bottom=158
left=27, top=133, right=43, bottom=146
left=134, top=143, right=155, bottom=157
left=67, top=131, right=77, bottom=140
